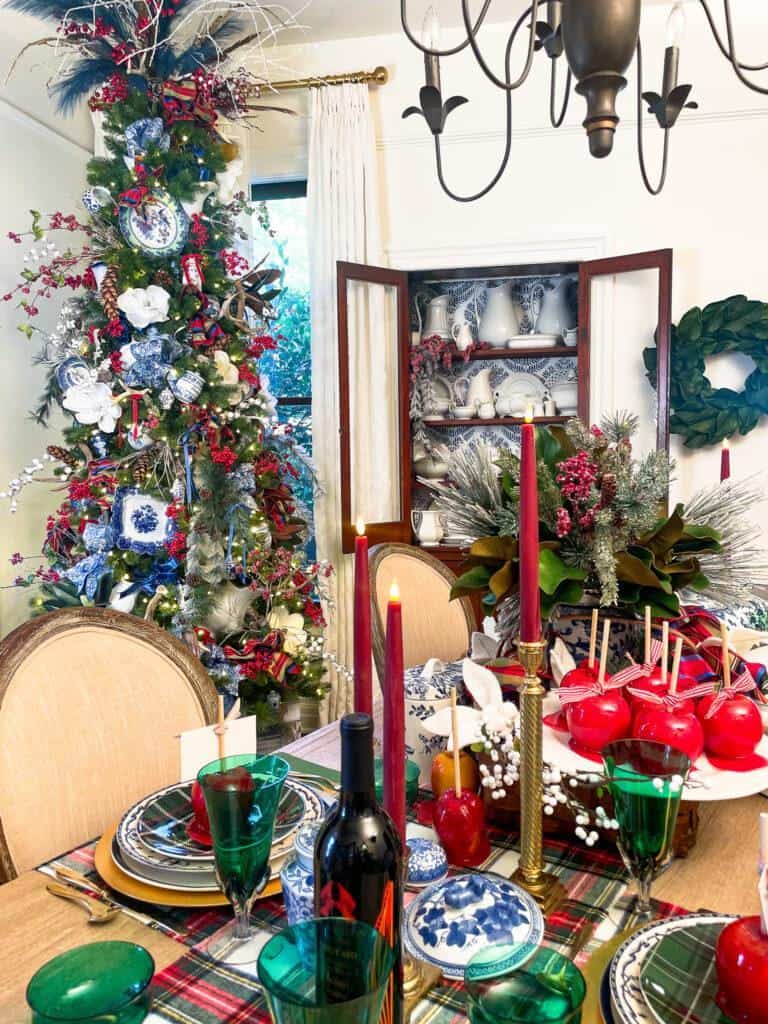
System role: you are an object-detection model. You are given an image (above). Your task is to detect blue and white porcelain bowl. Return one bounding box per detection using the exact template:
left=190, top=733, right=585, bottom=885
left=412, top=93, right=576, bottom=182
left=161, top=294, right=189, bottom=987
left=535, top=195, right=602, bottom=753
left=403, top=872, right=544, bottom=979
left=406, top=838, right=448, bottom=888
left=280, top=821, right=321, bottom=926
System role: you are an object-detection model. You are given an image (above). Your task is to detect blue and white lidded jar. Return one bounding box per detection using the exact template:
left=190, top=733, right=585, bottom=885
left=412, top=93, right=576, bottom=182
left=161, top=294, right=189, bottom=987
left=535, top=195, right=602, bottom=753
left=280, top=820, right=322, bottom=925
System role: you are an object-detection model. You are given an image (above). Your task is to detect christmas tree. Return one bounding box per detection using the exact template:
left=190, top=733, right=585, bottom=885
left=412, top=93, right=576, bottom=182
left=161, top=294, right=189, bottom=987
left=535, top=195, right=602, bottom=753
left=2, top=0, right=330, bottom=721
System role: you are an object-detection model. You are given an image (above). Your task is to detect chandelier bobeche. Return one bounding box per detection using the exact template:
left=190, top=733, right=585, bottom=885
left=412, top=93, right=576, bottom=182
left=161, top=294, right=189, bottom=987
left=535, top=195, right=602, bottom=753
left=401, top=0, right=768, bottom=198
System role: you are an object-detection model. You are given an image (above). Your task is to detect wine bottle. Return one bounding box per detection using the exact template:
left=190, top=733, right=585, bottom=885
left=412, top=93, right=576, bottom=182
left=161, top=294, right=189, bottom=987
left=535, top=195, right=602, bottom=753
left=314, top=712, right=403, bottom=1024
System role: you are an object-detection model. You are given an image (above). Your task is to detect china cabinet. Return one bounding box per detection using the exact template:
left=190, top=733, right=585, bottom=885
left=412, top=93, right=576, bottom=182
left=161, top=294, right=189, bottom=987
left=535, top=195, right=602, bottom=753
left=336, top=250, right=672, bottom=564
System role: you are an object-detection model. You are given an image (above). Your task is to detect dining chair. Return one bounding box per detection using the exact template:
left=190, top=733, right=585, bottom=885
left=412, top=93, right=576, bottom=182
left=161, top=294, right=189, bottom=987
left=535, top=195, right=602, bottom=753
left=0, top=607, right=218, bottom=881
left=369, top=543, right=477, bottom=683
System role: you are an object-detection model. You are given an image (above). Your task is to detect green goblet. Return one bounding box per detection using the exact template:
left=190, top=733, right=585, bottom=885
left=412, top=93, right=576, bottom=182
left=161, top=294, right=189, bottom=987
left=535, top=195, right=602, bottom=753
left=602, top=739, right=691, bottom=919
left=198, top=753, right=289, bottom=965
left=257, top=918, right=395, bottom=1024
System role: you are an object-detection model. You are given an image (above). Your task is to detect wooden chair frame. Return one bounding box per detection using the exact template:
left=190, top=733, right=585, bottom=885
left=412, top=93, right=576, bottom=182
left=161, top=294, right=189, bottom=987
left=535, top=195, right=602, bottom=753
left=368, top=542, right=478, bottom=684
left=0, top=607, right=218, bottom=882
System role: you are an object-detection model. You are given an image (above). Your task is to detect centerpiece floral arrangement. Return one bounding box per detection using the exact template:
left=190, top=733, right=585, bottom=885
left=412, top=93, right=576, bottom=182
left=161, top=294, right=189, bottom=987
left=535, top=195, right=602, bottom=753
left=1, top=0, right=331, bottom=720
left=425, top=413, right=768, bottom=638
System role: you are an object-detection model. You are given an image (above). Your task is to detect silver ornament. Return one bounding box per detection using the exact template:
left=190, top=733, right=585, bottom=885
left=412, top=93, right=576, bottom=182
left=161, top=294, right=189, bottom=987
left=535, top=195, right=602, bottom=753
left=159, top=388, right=175, bottom=410
left=266, top=690, right=281, bottom=711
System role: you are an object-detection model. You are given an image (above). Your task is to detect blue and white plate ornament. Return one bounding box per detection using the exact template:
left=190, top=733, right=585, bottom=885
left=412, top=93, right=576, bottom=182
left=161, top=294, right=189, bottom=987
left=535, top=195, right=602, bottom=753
left=123, top=117, right=170, bottom=170
left=112, top=487, right=176, bottom=554
left=119, top=189, right=189, bottom=258
left=81, top=187, right=112, bottom=214
left=406, top=838, right=448, bottom=888
left=168, top=370, right=204, bottom=404
left=55, top=356, right=92, bottom=391
left=403, top=872, right=544, bottom=979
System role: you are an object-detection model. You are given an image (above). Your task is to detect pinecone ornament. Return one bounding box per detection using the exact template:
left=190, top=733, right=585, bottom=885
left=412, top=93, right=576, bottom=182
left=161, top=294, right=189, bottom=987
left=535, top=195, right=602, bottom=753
left=101, top=265, right=119, bottom=319
left=131, top=449, right=153, bottom=484
left=46, top=444, right=78, bottom=468
left=154, top=269, right=174, bottom=288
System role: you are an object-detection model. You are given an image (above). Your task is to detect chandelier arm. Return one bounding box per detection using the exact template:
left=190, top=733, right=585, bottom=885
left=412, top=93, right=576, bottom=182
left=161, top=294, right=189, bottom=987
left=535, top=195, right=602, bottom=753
left=696, top=0, right=768, bottom=73
left=400, top=0, right=495, bottom=58
left=720, top=0, right=768, bottom=94
left=433, top=79, right=514, bottom=202
left=460, top=1, right=540, bottom=92
left=635, top=39, right=670, bottom=196
left=549, top=59, right=572, bottom=128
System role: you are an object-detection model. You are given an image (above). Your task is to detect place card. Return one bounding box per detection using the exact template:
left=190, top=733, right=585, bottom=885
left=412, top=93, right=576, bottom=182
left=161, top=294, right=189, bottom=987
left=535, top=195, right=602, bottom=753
left=179, top=715, right=259, bottom=781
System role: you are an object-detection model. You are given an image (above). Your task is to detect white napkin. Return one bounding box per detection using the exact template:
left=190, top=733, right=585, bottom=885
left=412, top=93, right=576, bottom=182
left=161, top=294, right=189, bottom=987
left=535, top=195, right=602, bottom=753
left=179, top=715, right=259, bottom=781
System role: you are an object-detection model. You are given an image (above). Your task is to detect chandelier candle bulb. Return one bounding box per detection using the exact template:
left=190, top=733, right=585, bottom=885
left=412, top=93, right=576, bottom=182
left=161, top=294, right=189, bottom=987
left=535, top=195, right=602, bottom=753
left=421, top=6, right=441, bottom=92
left=384, top=580, right=406, bottom=844
left=353, top=517, right=373, bottom=716
left=518, top=412, right=541, bottom=643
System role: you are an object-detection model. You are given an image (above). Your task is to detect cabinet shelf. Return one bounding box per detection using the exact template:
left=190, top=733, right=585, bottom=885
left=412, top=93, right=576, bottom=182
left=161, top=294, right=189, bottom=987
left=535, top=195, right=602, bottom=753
left=422, top=415, right=570, bottom=428
left=457, top=345, right=577, bottom=361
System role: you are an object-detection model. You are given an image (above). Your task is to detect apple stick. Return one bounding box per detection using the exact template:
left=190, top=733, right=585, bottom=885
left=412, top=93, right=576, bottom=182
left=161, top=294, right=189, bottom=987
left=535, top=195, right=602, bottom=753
left=644, top=605, right=651, bottom=666
left=216, top=694, right=226, bottom=763
left=598, top=618, right=611, bottom=687
left=721, top=621, right=732, bottom=688
left=661, top=621, right=669, bottom=687
left=588, top=609, right=599, bottom=670
left=669, top=637, right=683, bottom=696
left=450, top=686, right=461, bottom=799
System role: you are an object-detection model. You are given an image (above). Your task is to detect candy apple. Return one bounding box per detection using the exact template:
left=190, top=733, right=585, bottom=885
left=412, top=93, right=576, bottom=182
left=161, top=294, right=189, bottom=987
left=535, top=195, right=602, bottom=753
left=433, top=789, right=490, bottom=867
left=560, top=663, right=599, bottom=690
left=697, top=693, right=763, bottom=759
left=626, top=667, right=668, bottom=708
left=431, top=750, right=479, bottom=799
left=566, top=692, right=632, bottom=753
left=633, top=704, right=704, bottom=762
left=716, top=915, right=768, bottom=1023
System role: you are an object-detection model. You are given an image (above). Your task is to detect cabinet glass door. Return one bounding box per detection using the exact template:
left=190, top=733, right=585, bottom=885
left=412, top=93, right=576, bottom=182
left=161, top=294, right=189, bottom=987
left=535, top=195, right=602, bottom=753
left=336, top=261, right=411, bottom=553
left=578, top=249, right=673, bottom=455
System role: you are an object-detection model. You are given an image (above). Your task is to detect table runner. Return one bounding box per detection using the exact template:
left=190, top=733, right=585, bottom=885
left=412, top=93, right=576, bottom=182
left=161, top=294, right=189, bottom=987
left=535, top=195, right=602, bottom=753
left=38, top=773, right=686, bottom=1024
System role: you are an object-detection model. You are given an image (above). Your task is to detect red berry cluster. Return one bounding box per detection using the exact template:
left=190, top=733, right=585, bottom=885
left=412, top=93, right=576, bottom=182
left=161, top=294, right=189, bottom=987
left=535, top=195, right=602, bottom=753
left=88, top=74, right=129, bottom=111
left=211, top=446, right=238, bottom=472
left=219, top=249, right=250, bottom=277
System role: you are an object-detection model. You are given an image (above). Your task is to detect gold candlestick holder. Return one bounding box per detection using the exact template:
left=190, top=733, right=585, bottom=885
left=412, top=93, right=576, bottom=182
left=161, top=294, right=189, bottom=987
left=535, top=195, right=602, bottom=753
left=511, top=638, right=566, bottom=915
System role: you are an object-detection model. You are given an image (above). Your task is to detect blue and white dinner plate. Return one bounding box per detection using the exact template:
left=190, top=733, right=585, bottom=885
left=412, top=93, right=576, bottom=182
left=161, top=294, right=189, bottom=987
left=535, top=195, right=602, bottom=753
left=118, top=188, right=189, bottom=257
left=608, top=913, right=734, bottom=1024
left=403, top=872, right=544, bottom=979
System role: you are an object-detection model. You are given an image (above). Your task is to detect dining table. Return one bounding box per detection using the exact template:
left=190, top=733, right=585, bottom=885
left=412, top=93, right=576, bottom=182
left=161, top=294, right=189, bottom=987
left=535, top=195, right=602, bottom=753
left=0, top=716, right=765, bottom=1022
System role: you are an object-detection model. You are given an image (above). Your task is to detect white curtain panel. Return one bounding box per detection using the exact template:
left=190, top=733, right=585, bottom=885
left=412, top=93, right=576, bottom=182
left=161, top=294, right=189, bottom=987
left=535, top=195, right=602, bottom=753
left=308, top=82, right=391, bottom=721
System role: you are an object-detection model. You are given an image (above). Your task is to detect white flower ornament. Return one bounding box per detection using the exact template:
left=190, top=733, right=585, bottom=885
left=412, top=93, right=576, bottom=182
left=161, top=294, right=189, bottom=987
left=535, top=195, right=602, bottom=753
left=268, top=605, right=307, bottom=655
left=116, top=285, right=171, bottom=329
left=62, top=381, right=121, bottom=432
left=422, top=657, right=519, bottom=751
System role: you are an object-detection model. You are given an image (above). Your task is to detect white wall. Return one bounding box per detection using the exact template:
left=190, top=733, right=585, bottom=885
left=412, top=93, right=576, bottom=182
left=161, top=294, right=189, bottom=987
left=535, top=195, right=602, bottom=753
left=254, top=1, right=768, bottom=528
left=0, top=14, right=92, bottom=633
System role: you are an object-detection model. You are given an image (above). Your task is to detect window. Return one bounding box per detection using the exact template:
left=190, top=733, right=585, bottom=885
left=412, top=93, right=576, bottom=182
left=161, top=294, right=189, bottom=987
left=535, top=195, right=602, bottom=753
left=250, top=181, right=314, bottom=555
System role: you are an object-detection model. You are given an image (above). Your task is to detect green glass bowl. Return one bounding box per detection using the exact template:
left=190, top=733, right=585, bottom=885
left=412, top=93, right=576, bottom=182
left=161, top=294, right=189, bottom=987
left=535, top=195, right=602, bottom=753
left=465, top=942, right=586, bottom=1024
left=26, top=941, right=154, bottom=1024
left=374, top=757, right=420, bottom=806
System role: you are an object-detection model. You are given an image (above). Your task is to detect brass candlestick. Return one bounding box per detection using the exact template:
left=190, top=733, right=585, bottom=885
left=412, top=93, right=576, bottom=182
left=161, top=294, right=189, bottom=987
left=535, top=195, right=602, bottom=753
left=511, top=638, right=566, bottom=914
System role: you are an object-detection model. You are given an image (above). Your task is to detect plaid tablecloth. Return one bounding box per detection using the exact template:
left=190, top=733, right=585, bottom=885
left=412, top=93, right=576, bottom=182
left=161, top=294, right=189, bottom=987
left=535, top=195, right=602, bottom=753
left=38, top=769, right=686, bottom=1024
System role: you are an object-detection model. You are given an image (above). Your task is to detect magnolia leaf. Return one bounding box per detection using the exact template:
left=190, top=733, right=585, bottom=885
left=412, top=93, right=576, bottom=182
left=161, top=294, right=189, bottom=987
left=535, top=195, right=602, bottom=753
left=469, top=535, right=518, bottom=563
left=489, top=560, right=514, bottom=599
left=541, top=579, right=584, bottom=618
left=615, top=550, right=664, bottom=589
left=539, top=548, right=587, bottom=596
left=640, top=505, right=686, bottom=556
left=450, top=564, right=492, bottom=599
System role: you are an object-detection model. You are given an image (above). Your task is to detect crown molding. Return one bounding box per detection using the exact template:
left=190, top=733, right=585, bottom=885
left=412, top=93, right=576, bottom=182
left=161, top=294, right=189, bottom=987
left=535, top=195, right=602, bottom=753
left=386, top=233, right=606, bottom=268
left=378, top=104, right=768, bottom=151
left=0, top=96, right=91, bottom=157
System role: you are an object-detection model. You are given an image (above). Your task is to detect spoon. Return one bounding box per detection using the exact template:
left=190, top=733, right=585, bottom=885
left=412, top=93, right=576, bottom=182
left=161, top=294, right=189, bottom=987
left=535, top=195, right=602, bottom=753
left=46, top=882, right=120, bottom=925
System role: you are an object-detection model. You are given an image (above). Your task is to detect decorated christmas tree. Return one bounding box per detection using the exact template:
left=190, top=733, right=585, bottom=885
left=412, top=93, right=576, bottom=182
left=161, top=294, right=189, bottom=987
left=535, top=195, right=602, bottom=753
left=2, top=0, right=330, bottom=721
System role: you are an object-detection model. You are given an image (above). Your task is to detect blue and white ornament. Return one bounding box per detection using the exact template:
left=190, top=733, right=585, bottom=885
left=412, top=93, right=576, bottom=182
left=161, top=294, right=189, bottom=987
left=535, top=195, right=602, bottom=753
left=112, top=487, right=176, bottom=554
left=56, top=356, right=92, bottom=391
left=123, top=117, right=170, bottom=170
left=158, top=388, right=175, bottom=411
left=64, top=552, right=109, bottom=600
left=168, top=370, right=204, bottom=404
left=81, top=187, right=111, bottom=213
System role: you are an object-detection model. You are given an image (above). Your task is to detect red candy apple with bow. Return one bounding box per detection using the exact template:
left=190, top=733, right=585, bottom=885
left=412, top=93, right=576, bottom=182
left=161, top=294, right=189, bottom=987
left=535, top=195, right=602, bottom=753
left=631, top=636, right=706, bottom=762
left=697, top=623, right=764, bottom=764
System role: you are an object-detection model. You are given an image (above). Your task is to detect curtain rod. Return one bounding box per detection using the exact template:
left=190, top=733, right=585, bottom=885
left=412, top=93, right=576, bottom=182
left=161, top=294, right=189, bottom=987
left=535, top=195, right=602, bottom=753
left=266, top=66, right=388, bottom=92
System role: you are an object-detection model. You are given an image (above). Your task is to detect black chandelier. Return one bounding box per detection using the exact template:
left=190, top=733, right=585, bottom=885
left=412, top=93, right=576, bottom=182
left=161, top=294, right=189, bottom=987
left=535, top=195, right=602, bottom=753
left=402, top=0, right=768, bottom=198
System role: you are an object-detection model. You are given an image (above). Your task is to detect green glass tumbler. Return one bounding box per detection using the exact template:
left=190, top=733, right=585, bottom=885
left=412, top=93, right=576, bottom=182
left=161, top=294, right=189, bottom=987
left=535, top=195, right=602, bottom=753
left=257, top=917, right=396, bottom=1024
left=465, top=943, right=586, bottom=1024
left=198, top=753, right=289, bottom=965
left=26, top=941, right=154, bottom=1024
left=602, top=739, right=691, bottom=919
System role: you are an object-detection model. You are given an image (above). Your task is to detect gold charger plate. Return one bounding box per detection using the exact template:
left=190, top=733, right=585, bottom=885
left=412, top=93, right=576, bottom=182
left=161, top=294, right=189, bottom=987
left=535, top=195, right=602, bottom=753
left=95, top=821, right=282, bottom=908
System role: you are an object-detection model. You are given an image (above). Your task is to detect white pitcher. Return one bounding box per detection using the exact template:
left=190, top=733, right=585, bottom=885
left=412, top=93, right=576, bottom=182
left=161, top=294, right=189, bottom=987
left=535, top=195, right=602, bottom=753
left=478, top=284, right=521, bottom=348
left=416, top=293, right=451, bottom=341
left=411, top=509, right=445, bottom=545
left=454, top=367, right=494, bottom=410
left=531, top=279, right=573, bottom=337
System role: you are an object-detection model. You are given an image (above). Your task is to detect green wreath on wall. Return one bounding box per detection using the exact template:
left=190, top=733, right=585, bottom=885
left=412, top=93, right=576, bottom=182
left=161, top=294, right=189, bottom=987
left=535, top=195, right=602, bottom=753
left=643, top=294, right=768, bottom=448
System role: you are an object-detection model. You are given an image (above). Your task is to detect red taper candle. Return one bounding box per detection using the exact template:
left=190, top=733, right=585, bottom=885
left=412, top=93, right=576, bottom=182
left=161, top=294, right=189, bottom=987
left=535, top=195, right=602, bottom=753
left=383, top=580, right=406, bottom=843
left=353, top=517, right=373, bottom=716
left=518, top=412, right=542, bottom=642
left=720, top=438, right=731, bottom=483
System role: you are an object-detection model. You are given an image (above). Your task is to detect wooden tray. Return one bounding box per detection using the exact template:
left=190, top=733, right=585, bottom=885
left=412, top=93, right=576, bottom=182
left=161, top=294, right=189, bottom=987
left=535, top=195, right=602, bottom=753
left=94, top=821, right=282, bottom=908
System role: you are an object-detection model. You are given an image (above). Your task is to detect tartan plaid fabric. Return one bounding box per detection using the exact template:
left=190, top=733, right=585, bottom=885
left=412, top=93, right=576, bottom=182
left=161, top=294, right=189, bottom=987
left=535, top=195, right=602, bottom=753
left=640, top=920, right=730, bottom=1024
left=38, top=778, right=688, bottom=1023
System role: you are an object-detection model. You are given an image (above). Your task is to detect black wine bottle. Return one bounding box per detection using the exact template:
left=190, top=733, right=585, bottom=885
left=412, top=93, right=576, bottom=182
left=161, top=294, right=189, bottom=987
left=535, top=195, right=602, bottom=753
left=314, top=712, right=403, bottom=1024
